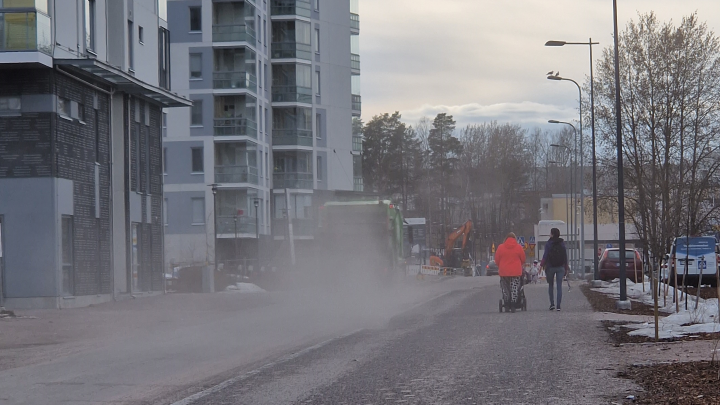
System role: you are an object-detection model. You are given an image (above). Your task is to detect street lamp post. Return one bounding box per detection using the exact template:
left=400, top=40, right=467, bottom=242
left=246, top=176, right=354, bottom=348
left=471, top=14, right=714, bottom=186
left=547, top=74, right=586, bottom=277
left=612, top=0, right=629, bottom=307
left=254, top=198, right=260, bottom=272
left=549, top=158, right=571, bottom=250
left=545, top=39, right=600, bottom=281
left=210, top=184, right=219, bottom=274
left=550, top=122, right=578, bottom=275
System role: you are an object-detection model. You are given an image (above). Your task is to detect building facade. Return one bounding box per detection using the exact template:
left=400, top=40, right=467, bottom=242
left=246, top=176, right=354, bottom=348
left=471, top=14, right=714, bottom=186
left=164, top=0, right=361, bottom=266
left=0, top=0, right=190, bottom=309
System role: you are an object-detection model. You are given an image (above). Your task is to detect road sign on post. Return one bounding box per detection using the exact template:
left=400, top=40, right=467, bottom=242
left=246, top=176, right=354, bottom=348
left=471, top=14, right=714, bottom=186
left=529, top=236, right=536, bottom=244
left=517, top=236, right=525, bottom=246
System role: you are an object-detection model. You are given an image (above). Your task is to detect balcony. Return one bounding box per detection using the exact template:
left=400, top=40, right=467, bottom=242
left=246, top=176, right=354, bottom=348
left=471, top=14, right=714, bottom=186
left=352, top=95, right=362, bottom=112
left=212, top=24, right=257, bottom=45
left=352, top=135, right=362, bottom=152
left=350, top=13, right=359, bottom=30
left=274, top=172, right=313, bottom=189
left=271, top=0, right=312, bottom=18
left=0, top=11, right=52, bottom=55
left=214, top=118, right=258, bottom=138
left=273, top=129, right=313, bottom=147
left=271, top=42, right=312, bottom=60
left=272, top=85, right=313, bottom=104
left=351, top=53, right=360, bottom=71
left=213, top=71, right=257, bottom=92
left=217, top=215, right=256, bottom=235
left=215, top=165, right=259, bottom=184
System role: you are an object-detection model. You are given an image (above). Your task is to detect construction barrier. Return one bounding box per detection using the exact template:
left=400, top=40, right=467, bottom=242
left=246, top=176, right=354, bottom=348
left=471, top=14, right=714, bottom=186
left=407, top=264, right=455, bottom=280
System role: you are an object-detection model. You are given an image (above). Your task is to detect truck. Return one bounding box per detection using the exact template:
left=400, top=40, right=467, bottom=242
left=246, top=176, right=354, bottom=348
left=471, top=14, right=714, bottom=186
left=316, top=200, right=405, bottom=282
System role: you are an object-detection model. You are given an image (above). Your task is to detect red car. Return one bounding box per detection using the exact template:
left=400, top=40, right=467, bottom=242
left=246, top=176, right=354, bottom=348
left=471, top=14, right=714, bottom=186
left=598, top=248, right=643, bottom=282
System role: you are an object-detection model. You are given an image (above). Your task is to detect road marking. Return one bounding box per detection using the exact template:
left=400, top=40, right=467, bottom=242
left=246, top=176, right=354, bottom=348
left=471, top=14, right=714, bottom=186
left=170, top=329, right=365, bottom=405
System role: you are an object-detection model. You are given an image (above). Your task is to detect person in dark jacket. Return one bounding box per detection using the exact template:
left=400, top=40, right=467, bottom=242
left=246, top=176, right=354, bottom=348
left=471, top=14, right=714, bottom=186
left=540, top=228, right=570, bottom=311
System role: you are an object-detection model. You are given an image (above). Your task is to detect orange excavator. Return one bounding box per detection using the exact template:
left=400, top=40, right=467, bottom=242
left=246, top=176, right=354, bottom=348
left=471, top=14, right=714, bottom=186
left=429, top=220, right=474, bottom=269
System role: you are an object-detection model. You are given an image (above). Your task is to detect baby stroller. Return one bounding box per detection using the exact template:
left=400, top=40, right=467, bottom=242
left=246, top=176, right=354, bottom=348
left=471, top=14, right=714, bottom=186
left=499, top=276, right=527, bottom=313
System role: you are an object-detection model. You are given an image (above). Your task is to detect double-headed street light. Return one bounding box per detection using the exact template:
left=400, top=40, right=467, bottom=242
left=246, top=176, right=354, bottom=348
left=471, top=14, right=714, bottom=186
left=546, top=38, right=601, bottom=282
left=549, top=121, right=579, bottom=274
left=547, top=75, right=586, bottom=277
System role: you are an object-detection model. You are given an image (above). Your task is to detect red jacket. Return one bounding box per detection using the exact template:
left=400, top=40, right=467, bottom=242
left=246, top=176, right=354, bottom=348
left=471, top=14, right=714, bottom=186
left=495, top=237, right=526, bottom=277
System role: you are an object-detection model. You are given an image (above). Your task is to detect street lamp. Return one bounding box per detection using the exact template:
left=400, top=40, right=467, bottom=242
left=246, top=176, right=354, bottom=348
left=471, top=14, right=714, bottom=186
left=549, top=121, right=579, bottom=275
left=210, top=183, right=219, bottom=274
left=549, top=157, right=571, bottom=249
left=545, top=38, right=601, bottom=282
left=547, top=74, right=586, bottom=276
left=612, top=0, right=629, bottom=308
left=254, top=198, right=260, bottom=272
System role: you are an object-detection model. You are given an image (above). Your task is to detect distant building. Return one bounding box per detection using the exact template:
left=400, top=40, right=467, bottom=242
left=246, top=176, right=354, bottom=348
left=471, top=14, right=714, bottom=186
left=163, top=0, right=362, bottom=266
left=0, top=0, right=190, bottom=309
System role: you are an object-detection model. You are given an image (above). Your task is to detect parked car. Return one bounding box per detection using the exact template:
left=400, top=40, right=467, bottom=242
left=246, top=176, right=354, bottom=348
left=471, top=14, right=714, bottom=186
left=486, top=260, right=499, bottom=276
left=598, top=248, right=643, bottom=282
left=663, top=236, right=719, bottom=287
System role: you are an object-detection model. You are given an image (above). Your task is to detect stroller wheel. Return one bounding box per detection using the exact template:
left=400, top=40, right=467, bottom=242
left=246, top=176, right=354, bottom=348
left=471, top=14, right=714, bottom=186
left=499, top=299, right=503, bottom=313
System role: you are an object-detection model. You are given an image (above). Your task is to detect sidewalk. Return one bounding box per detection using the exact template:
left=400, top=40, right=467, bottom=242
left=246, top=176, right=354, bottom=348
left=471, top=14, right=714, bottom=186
left=0, top=275, right=497, bottom=404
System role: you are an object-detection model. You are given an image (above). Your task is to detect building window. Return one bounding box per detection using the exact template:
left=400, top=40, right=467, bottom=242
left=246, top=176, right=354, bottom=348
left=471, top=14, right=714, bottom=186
left=315, top=71, right=320, bottom=95
left=191, top=147, right=204, bottom=173
left=85, top=0, right=96, bottom=52
left=317, top=156, right=322, bottom=180
left=0, top=96, right=21, bottom=116
left=314, top=28, right=320, bottom=53
left=189, top=53, right=202, bottom=79
left=139, top=26, right=144, bottom=44
left=163, top=147, right=167, bottom=174
left=314, top=0, right=319, bottom=11
left=58, top=97, right=70, bottom=118
left=189, top=6, right=201, bottom=32
left=316, top=113, right=321, bottom=138
left=128, top=20, right=134, bottom=71
left=159, top=27, right=171, bottom=90
left=191, top=100, right=203, bottom=126
left=162, top=112, right=168, bottom=137
left=191, top=198, right=205, bottom=225
left=78, top=103, right=86, bottom=123
left=61, top=216, right=74, bottom=296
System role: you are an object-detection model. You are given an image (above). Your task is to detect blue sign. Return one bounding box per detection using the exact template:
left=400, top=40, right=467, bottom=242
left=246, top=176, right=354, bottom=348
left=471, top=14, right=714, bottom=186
left=529, top=236, right=536, bottom=244
left=698, top=260, right=707, bottom=271
left=517, top=236, right=525, bottom=246
left=606, top=244, right=613, bottom=249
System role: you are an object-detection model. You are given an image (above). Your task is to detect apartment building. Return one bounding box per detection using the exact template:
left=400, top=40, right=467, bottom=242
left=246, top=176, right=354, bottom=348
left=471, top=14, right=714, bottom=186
left=0, top=0, right=190, bottom=309
left=164, top=0, right=362, bottom=266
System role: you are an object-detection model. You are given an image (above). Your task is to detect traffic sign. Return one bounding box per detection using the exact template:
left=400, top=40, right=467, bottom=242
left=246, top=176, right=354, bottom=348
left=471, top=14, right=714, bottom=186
left=698, top=260, right=707, bottom=271
left=491, top=243, right=496, bottom=254
left=517, top=236, right=525, bottom=246
left=606, top=243, right=613, bottom=248
left=529, top=236, right=536, bottom=244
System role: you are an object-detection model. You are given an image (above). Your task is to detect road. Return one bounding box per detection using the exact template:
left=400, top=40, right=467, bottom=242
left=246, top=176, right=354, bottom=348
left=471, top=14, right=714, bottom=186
left=0, top=276, right=637, bottom=404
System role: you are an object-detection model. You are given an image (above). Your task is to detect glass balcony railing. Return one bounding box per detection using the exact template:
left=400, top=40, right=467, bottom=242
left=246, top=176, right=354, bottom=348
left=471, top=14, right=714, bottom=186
left=350, top=13, right=359, bottom=30
left=212, top=24, right=257, bottom=45
left=352, top=95, right=362, bottom=111
left=272, top=85, right=313, bottom=103
left=214, top=118, right=258, bottom=138
left=352, top=135, right=362, bottom=152
left=213, top=71, right=258, bottom=92
left=271, top=42, right=312, bottom=60
left=273, top=172, right=313, bottom=189
left=217, top=215, right=257, bottom=235
left=0, top=11, right=52, bottom=55
left=272, top=129, right=313, bottom=147
left=271, top=0, right=312, bottom=17
left=215, top=165, right=259, bottom=184
left=351, top=53, right=360, bottom=70
left=354, top=177, right=364, bottom=192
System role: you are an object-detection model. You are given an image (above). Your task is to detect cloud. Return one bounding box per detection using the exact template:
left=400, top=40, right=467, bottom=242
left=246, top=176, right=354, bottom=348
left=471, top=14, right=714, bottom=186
left=398, top=102, right=578, bottom=131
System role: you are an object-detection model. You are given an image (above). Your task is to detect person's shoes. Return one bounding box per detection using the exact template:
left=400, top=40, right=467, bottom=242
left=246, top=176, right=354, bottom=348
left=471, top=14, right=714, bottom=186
left=556, top=307, right=561, bottom=311
left=549, top=305, right=555, bottom=311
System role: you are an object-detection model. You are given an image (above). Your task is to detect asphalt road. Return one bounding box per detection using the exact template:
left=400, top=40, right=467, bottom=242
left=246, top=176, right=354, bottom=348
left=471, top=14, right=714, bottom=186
left=174, top=281, right=638, bottom=405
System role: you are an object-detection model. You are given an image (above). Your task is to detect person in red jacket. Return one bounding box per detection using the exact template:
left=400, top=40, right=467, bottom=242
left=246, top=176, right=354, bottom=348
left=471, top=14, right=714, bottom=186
left=495, top=232, right=526, bottom=312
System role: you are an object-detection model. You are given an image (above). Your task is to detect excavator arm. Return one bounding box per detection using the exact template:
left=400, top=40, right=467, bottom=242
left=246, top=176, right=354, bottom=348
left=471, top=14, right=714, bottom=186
left=444, top=220, right=473, bottom=267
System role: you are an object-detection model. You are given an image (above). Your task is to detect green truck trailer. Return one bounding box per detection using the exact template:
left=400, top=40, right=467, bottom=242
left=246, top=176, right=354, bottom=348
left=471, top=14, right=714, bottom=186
left=317, top=200, right=405, bottom=279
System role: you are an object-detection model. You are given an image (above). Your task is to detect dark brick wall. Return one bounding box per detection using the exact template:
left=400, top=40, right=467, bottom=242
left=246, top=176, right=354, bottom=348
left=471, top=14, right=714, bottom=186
left=54, top=73, right=113, bottom=296
left=0, top=69, right=53, bottom=178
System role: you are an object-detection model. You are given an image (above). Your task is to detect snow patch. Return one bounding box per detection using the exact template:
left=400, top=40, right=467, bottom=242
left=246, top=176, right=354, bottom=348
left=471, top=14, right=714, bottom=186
left=224, top=283, right=267, bottom=293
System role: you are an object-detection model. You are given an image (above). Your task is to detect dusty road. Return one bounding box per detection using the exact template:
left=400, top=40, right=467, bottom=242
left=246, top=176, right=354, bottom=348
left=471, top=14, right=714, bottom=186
left=0, top=276, right=500, bottom=404
left=171, top=281, right=639, bottom=405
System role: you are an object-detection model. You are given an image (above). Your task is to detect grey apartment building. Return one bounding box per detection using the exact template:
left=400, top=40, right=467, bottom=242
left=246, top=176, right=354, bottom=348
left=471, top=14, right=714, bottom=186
left=0, top=0, right=190, bottom=309
left=164, top=0, right=362, bottom=266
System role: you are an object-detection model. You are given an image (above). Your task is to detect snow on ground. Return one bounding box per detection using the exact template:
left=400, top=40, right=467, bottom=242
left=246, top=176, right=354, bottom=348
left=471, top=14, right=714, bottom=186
left=224, top=283, right=267, bottom=293
left=592, top=279, right=720, bottom=339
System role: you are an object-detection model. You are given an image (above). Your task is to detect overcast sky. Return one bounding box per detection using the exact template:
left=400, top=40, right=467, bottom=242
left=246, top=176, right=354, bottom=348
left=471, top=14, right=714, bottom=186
left=359, top=0, right=720, bottom=131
